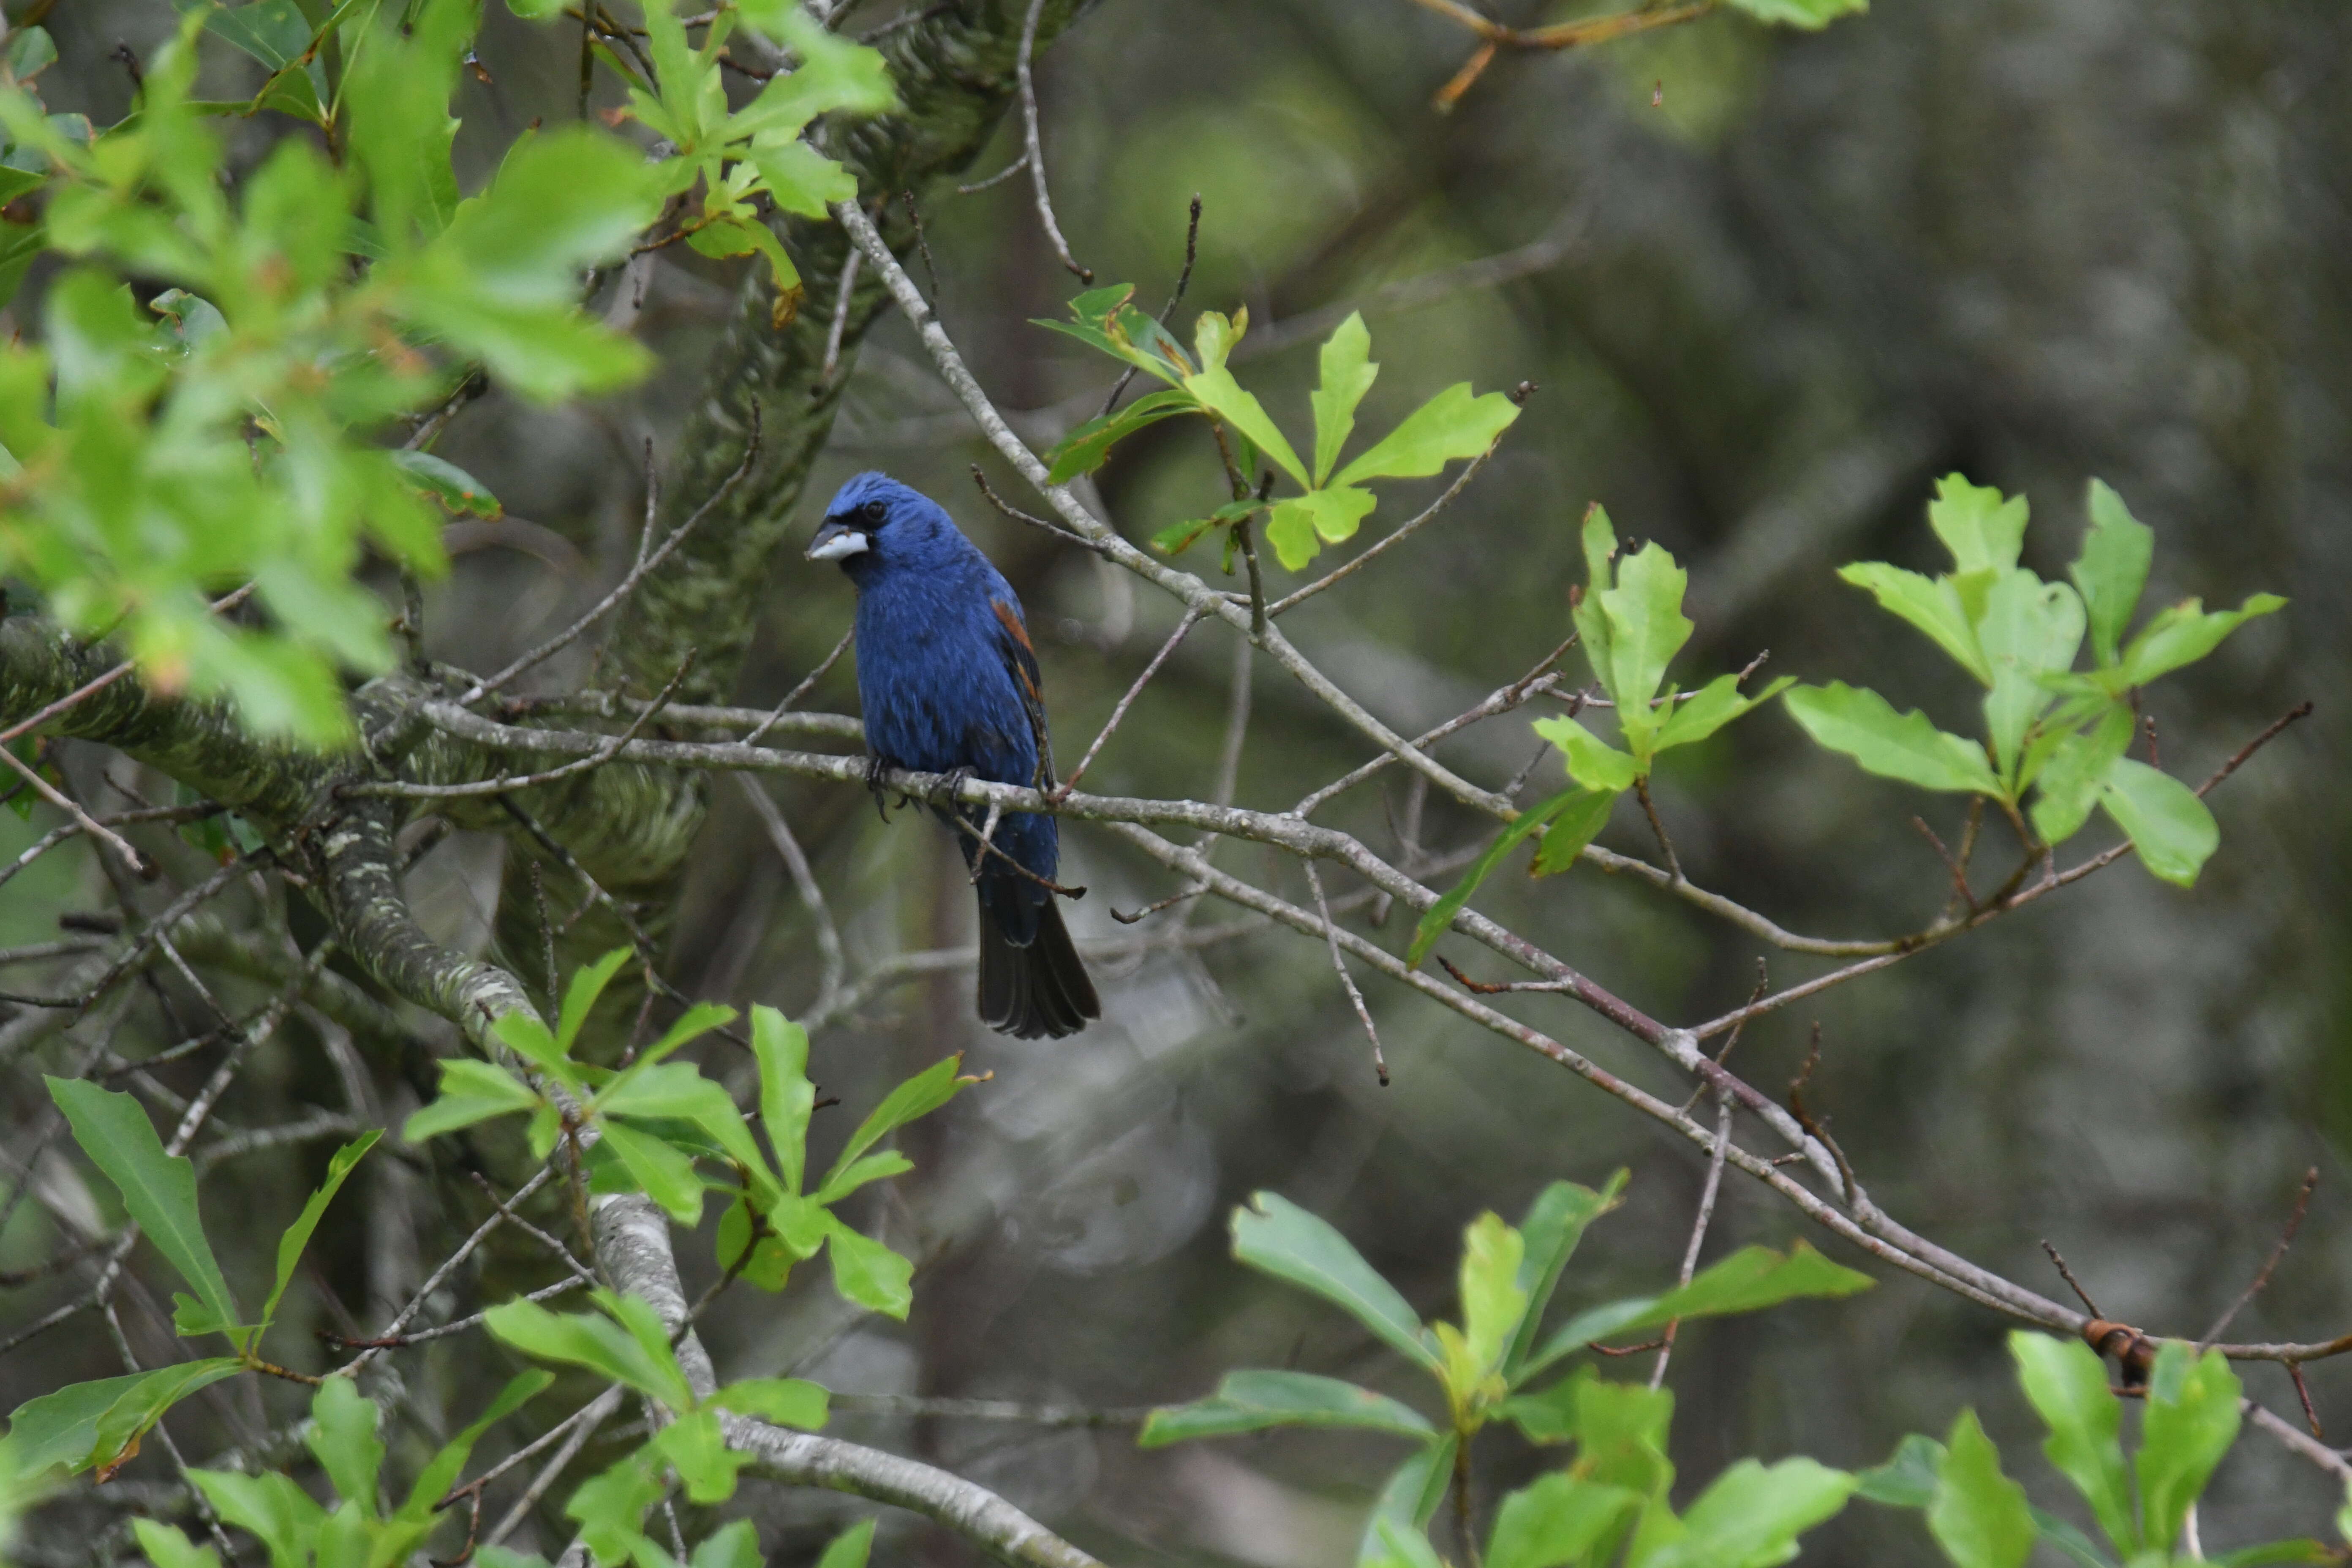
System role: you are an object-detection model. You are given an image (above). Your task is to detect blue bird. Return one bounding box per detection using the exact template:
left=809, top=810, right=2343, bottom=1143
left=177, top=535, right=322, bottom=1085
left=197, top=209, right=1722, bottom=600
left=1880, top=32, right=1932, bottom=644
left=806, top=472, right=1100, bottom=1039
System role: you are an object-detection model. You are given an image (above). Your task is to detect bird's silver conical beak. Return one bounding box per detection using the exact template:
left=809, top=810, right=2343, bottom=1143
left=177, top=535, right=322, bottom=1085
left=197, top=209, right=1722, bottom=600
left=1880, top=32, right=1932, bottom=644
left=806, top=521, right=870, bottom=561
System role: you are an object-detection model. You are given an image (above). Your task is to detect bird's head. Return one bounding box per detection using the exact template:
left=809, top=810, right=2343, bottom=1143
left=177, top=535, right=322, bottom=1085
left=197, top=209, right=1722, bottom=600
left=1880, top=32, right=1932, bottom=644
left=806, top=471, right=958, bottom=578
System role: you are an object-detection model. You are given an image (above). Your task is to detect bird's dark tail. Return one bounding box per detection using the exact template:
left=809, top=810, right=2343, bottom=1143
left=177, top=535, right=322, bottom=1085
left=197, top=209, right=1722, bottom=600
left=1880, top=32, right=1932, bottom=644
left=976, top=897, right=1099, bottom=1039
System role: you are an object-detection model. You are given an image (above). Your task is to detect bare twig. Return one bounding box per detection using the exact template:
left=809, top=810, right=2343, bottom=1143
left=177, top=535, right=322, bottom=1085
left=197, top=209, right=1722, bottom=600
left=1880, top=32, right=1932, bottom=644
left=1650, top=1089, right=1733, bottom=1389
left=743, top=628, right=857, bottom=745
left=2040, top=1241, right=2103, bottom=1317
left=1015, top=0, right=1088, bottom=282
left=1054, top=605, right=1206, bottom=800
left=1097, top=193, right=1203, bottom=418
left=0, top=745, right=151, bottom=878
left=736, top=777, right=847, bottom=1015
left=2201, top=1168, right=2318, bottom=1346
left=1306, top=862, right=1386, bottom=1086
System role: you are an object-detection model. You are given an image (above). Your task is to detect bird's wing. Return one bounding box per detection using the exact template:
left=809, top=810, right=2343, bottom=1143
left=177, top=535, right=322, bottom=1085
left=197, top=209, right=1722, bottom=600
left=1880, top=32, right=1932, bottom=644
left=990, top=598, right=1056, bottom=789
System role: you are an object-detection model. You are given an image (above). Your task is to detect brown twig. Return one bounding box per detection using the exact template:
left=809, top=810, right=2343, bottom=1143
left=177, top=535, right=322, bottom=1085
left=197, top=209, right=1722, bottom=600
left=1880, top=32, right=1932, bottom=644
left=2201, top=1167, right=2318, bottom=1346
left=2040, top=1241, right=2103, bottom=1317
left=1096, top=194, right=1203, bottom=419
left=1052, top=605, right=1206, bottom=801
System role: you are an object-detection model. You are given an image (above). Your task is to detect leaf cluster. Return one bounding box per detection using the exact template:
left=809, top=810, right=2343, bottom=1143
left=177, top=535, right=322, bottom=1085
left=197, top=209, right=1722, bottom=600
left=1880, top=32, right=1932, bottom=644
left=1038, top=298, right=1520, bottom=570
left=1143, top=1176, right=1873, bottom=1565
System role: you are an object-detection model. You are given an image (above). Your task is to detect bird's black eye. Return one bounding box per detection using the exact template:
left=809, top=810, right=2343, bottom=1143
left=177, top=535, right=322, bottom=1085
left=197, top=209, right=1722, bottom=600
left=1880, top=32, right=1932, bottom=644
left=859, top=500, right=888, bottom=528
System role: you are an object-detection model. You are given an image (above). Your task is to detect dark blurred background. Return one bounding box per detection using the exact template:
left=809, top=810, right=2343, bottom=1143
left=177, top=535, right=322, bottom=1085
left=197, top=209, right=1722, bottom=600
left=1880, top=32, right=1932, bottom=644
left=5, top=0, right=2350, bottom=1560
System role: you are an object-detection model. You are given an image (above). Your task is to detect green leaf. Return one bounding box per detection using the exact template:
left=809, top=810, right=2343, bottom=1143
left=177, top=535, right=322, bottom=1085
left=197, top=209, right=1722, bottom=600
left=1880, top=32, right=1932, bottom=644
left=2110, top=593, right=2286, bottom=689
left=1505, top=1173, right=1627, bottom=1380
left=1357, top=1440, right=1455, bottom=1567
left=747, top=136, right=858, bottom=218
left=403, top=1059, right=542, bottom=1142
left=729, top=10, right=898, bottom=124
left=2074, top=481, right=2155, bottom=666
left=1565, top=1372, right=1676, bottom=1497
left=1651, top=674, right=1796, bottom=754
left=653, top=1409, right=750, bottom=1505
left=751, top=1006, right=815, bottom=1195
left=1486, top=1473, right=1643, bottom=1568
left=1456, top=1212, right=1529, bottom=1391
left=1528, top=1243, right=1872, bottom=1376
left=2137, top=1342, right=2241, bottom=1551
left=2008, top=1331, right=2133, bottom=1553
left=1531, top=716, right=1642, bottom=792
left=557, top=949, right=632, bottom=1055
left=131, top=1521, right=220, bottom=1568
left=1977, top=570, right=2086, bottom=779
left=1044, top=388, right=1195, bottom=484
left=1595, top=543, right=1694, bottom=752
left=484, top=1298, right=693, bottom=1408
left=45, top=1078, right=241, bottom=1345
left=1575, top=506, right=1619, bottom=691
left=5, top=25, right=58, bottom=84
left=812, top=1151, right=913, bottom=1204
left=2099, top=758, right=2219, bottom=887
left=0, top=1373, right=157, bottom=1478
left=1265, top=486, right=1379, bottom=570
left=1407, top=786, right=1599, bottom=966
left=1854, top=1432, right=1943, bottom=1506
left=1927, top=474, right=2030, bottom=583
left=89, top=1361, right=245, bottom=1478
left=564, top=1447, right=664, bottom=1568
left=1310, top=312, right=1380, bottom=485
left=811, top=1520, right=876, bottom=1568
left=1231, top=1192, right=1440, bottom=1375
left=261, top=1132, right=378, bottom=1334
left=189, top=1468, right=327, bottom=1568
left=596, top=1121, right=706, bottom=1227
left=1929, top=1410, right=2035, bottom=1568
left=1720, top=0, right=1868, bottom=27
left=305, top=1378, right=383, bottom=1516
left=2028, top=703, right=2135, bottom=845
left=1332, top=382, right=1519, bottom=488
left=1640, top=1458, right=1856, bottom=1568
left=392, top=450, right=502, bottom=519
left=1837, top=563, right=1993, bottom=685
left=1184, top=365, right=1308, bottom=489
left=690, top=1520, right=765, bottom=1568
left=821, top=1213, right=914, bottom=1319
left=1138, top=1370, right=1436, bottom=1448
left=2210, top=1543, right=2334, bottom=1567
left=1783, top=683, right=2004, bottom=797
left=818, top=1056, right=967, bottom=1196
left=1529, top=787, right=1617, bottom=877
left=1367, top=1517, right=1448, bottom=1568
left=711, top=1378, right=829, bottom=1430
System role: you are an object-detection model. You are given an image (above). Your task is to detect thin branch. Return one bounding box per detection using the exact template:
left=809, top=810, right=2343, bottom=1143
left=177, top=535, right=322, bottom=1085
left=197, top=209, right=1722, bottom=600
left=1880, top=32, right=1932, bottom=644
left=956, top=148, right=1029, bottom=195
left=1097, top=193, right=1203, bottom=418
left=828, top=1393, right=1156, bottom=1427
left=1015, top=0, right=1089, bottom=282
left=1053, top=605, right=1206, bottom=800
left=736, top=775, right=847, bottom=1015
left=1649, top=1089, right=1732, bottom=1389
left=0, top=743, right=151, bottom=878
left=2201, top=1168, right=2318, bottom=1346
left=819, top=247, right=862, bottom=385
left=353, top=660, right=695, bottom=799
left=1305, top=862, right=1386, bottom=1086
left=2040, top=1241, right=2103, bottom=1317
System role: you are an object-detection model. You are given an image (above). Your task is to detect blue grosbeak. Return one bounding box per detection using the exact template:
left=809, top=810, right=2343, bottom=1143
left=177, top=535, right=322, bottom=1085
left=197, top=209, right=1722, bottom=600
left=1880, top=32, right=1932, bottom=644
left=807, top=472, right=1100, bottom=1038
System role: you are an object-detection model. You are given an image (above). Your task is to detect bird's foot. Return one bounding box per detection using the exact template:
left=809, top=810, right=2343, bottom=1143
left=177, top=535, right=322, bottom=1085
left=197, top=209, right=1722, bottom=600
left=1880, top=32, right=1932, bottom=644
left=863, top=753, right=893, bottom=822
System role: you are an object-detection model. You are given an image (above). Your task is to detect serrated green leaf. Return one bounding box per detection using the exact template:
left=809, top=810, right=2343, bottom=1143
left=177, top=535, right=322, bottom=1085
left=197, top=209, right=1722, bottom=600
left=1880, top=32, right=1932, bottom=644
left=2099, top=759, right=2218, bottom=887
left=748, top=136, right=857, bottom=218
left=1839, top=562, right=1993, bottom=685
left=1310, top=312, right=1379, bottom=485
left=1596, top=542, right=1693, bottom=751
left=1531, top=715, right=1642, bottom=792
left=1332, top=382, right=1519, bottom=488
left=1784, top=683, right=2005, bottom=797
left=1231, top=1192, right=1439, bottom=1375
left=2008, top=1331, right=2133, bottom=1553
left=2137, top=1341, right=2241, bottom=1550
left=1266, top=486, right=1377, bottom=570
left=1407, top=787, right=1597, bottom=967
left=1930, top=1410, right=2035, bottom=1568
left=1927, top=474, right=2030, bottom=583
left=261, top=1132, right=378, bottom=1333
left=403, top=1059, right=542, bottom=1143
left=2074, top=481, right=2155, bottom=666
left=1139, top=1370, right=1435, bottom=1448
left=45, top=1078, right=241, bottom=1348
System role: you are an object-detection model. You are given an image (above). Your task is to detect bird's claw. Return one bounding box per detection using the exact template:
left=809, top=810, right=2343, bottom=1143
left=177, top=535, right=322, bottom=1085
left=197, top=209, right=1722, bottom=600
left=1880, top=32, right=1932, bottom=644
left=863, top=752, right=893, bottom=822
